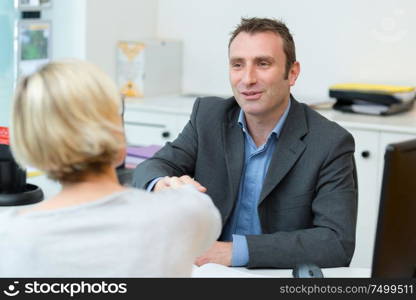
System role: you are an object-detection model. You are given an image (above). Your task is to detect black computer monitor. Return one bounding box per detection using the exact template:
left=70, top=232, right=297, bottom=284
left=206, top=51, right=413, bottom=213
left=371, top=139, right=416, bottom=278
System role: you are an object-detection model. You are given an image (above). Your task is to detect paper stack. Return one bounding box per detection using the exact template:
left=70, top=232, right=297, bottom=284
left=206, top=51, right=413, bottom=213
left=329, top=83, right=415, bottom=116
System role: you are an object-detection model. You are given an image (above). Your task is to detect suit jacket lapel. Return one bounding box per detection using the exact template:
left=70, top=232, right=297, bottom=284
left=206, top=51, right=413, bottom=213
left=222, top=103, right=244, bottom=206
left=259, top=98, right=308, bottom=205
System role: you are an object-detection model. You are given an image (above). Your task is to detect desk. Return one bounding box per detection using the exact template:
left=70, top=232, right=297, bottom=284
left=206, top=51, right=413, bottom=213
left=192, top=263, right=371, bottom=278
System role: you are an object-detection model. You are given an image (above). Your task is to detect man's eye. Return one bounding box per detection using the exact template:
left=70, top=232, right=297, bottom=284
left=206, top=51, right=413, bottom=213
left=259, top=61, right=270, bottom=67
left=232, top=63, right=242, bottom=68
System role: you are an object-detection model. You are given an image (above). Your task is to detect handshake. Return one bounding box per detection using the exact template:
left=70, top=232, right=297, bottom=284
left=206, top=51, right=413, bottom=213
left=154, top=175, right=207, bottom=193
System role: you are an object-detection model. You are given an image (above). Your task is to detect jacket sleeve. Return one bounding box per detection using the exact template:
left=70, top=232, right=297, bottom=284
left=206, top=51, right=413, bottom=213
left=132, top=98, right=201, bottom=189
left=246, top=131, right=358, bottom=268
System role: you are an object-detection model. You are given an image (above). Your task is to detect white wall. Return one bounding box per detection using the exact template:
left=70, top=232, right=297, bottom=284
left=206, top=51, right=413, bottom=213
left=45, top=0, right=158, bottom=80
left=43, top=0, right=87, bottom=60
left=86, top=0, right=158, bottom=79
left=157, top=0, right=416, bottom=103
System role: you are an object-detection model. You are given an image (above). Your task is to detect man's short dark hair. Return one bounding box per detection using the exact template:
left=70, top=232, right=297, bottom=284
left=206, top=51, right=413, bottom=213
left=229, top=17, right=296, bottom=78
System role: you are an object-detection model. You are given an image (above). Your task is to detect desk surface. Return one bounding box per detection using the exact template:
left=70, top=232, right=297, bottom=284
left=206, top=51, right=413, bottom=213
left=192, top=264, right=371, bottom=278
left=125, top=95, right=416, bottom=135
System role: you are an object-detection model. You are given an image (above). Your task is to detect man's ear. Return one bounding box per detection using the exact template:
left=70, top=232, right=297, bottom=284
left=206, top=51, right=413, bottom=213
left=288, top=61, right=300, bottom=87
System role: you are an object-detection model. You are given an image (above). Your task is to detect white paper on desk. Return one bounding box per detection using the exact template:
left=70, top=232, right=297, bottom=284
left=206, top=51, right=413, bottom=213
left=192, top=263, right=266, bottom=278
left=351, top=104, right=388, bottom=115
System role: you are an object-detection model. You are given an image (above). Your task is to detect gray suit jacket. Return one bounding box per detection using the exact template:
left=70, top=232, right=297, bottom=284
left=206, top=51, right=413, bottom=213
left=133, top=96, right=358, bottom=268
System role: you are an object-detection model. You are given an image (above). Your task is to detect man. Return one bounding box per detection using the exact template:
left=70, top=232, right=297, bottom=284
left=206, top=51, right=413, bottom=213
left=133, top=17, right=357, bottom=269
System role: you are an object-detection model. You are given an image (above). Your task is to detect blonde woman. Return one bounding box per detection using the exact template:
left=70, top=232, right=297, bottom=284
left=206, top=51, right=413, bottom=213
left=0, top=60, right=221, bottom=277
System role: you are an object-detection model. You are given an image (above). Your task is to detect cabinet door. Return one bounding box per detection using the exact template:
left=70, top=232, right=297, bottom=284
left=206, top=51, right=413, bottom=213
left=346, top=128, right=380, bottom=268
left=124, top=110, right=176, bottom=146
left=124, top=123, right=172, bottom=146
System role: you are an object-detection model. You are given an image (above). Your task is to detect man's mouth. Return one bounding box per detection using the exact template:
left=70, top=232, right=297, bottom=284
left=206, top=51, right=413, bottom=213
left=241, top=91, right=263, bottom=100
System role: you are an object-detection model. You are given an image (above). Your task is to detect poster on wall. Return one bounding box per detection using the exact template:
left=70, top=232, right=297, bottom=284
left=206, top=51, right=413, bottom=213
left=18, top=20, right=51, bottom=77
left=117, top=41, right=145, bottom=98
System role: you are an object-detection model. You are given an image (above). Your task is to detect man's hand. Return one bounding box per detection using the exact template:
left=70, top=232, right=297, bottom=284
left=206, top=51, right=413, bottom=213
left=154, top=175, right=207, bottom=192
left=195, top=242, right=232, bottom=267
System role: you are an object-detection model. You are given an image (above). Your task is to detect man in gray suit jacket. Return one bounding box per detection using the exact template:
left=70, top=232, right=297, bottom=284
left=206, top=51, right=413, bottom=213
left=133, top=17, right=357, bottom=269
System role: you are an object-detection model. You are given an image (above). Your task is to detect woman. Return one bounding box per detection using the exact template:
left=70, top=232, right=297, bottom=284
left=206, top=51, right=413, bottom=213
left=0, top=60, right=221, bottom=277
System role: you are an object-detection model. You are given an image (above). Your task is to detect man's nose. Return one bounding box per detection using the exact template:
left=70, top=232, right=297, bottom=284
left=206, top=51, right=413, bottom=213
left=242, top=66, right=257, bottom=85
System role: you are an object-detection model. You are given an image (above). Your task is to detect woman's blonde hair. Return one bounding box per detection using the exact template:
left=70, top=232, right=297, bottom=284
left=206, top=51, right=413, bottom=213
left=11, top=60, right=125, bottom=183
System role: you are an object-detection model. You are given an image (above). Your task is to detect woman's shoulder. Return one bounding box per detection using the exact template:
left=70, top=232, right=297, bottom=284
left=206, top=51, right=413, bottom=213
left=0, top=209, right=13, bottom=229
left=0, top=208, right=20, bottom=225
left=0, top=208, right=33, bottom=242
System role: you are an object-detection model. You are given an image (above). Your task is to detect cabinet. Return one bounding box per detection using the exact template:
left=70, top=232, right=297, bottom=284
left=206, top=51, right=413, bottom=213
left=347, top=129, right=380, bottom=268
left=124, top=95, right=194, bottom=146
left=124, top=110, right=177, bottom=146
left=124, top=95, right=416, bottom=268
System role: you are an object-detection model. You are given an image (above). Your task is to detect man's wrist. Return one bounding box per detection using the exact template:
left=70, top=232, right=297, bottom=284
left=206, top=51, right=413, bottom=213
left=146, top=177, right=162, bottom=191
left=231, top=234, right=249, bottom=266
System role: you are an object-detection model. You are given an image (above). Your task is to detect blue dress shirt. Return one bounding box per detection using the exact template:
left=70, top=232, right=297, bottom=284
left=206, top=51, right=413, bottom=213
left=222, top=100, right=291, bottom=266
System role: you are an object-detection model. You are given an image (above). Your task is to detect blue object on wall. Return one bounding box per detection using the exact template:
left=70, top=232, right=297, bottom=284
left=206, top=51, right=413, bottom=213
left=0, top=0, right=16, bottom=126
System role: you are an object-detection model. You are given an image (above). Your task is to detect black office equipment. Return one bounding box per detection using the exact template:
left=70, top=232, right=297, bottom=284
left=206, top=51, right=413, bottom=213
left=292, top=263, right=324, bottom=278
left=0, top=144, right=43, bottom=206
left=21, top=11, right=41, bottom=19
left=329, top=83, right=415, bottom=116
left=333, top=99, right=414, bottom=116
left=371, top=139, right=416, bottom=278
left=0, top=144, right=26, bottom=193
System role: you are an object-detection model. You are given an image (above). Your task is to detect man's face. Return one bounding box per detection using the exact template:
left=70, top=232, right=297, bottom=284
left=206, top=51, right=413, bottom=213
left=229, top=31, right=299, bottom=119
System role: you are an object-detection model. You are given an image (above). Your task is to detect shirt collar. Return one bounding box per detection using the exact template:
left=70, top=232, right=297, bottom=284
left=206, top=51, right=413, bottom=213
left=237, top=98, right=291, bottom=139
